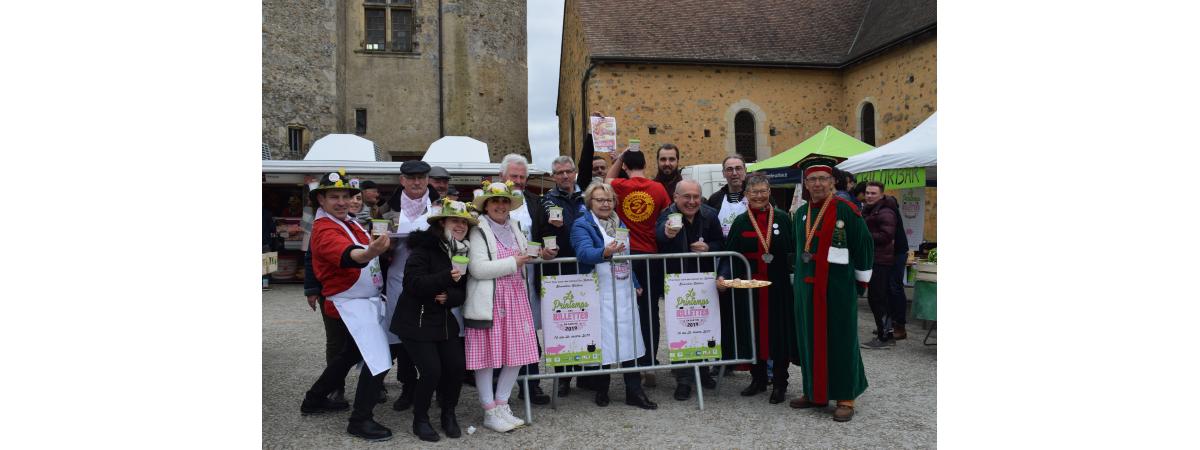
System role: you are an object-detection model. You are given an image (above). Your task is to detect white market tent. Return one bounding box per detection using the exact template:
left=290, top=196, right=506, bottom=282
left=423, top=136, right=490, bottom=164
left=304, top=134, right=377, bottom=161
left=837, top=112, right=937, bottom=175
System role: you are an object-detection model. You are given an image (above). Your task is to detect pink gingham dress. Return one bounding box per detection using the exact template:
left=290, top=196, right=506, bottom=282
left=464, top=238, right=540, bottom=370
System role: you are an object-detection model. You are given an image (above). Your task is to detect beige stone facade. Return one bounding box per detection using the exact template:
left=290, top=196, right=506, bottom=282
left=264, top=0, right=529, bottom=162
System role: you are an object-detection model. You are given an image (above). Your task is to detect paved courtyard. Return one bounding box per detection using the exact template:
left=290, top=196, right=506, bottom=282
left=263, top=284, right=936, bottom=448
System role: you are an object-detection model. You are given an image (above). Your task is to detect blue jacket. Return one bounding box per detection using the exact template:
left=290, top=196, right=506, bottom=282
left=570, top=210, right=641, bottom=290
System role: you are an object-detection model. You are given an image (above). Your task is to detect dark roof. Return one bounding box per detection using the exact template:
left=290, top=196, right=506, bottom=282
left=576, top=0, right=935, bottom=67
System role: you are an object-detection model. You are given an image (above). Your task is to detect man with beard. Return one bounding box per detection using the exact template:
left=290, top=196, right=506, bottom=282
left=706, top=156, right=749, bottom=239
left=653, top=144, right=682, bottom=198
left=428, top=166, right=452, bottom=199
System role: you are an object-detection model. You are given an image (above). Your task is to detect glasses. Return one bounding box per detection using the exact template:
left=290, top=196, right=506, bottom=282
left=553, top=169, right=576, bottom=176
left=747, top=189, right=771, bottom=196
left=723, top=166, right=746, bottom=173
left=676, top=194, right=703, bottom=202
left=592, top=197, right=614, bottom=204
left=805, top=176, right=833, bottom=183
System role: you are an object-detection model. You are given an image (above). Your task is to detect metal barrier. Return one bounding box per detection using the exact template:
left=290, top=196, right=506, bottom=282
left=516, top=251, right=759, bottom=424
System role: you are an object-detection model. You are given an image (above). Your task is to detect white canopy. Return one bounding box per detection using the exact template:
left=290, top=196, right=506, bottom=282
left=837, top=112, right=937, bottom=174
left=423, top=136, right=490, bottom=164
left=304, top=134, right=378, bottom=161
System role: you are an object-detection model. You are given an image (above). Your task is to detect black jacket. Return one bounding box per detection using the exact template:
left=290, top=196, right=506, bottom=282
left=883, top=195, right=909, bottom=256
left=389, top=228, right=467, bottom=341
left=655, top=203, right=731, bottom=277
left=706, top=185, right=744, bottom=211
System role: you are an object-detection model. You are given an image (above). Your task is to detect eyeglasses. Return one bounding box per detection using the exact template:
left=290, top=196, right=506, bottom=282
left=592, top=197, right=614, bottom=204
left=676, top=194, right=703, bottom=202
left=723, top=166, right=746, bottom=173
left=804, top=176, right=833, bottom=183
left=553, top=169, right=576, bottom=176
left=747, top=189, right=771, bottom=196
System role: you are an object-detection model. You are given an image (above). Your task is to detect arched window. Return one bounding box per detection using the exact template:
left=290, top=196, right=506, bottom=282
left=860, top=102, right=876, bottom=146
left=734, top=110, right=756, bottom=162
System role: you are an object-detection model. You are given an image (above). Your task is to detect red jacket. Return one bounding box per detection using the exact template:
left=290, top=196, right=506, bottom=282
left=311, top=216, right=371, bottom=298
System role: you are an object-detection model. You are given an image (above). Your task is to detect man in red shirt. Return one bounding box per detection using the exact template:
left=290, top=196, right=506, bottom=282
left=605, top=148, right=670, bottom=379
left=301, top=171, right=396, bottom=441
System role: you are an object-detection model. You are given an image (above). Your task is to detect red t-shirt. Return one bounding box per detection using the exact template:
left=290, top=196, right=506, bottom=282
left=311, top=216, right=369, bottom=298
left=610, top=177, right=670, bottom=253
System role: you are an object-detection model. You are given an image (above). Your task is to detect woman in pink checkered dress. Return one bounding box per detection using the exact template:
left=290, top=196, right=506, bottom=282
left=462, top=182, right=539, bottom=432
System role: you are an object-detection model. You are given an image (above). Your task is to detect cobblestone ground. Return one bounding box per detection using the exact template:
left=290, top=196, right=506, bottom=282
left=263, top=284, right=936, bottom=448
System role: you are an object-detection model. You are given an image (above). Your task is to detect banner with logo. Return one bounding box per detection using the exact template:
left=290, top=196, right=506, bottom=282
left=540, top=273, right=603, bottom=367
left=664, top=272, right=722, bottom=362
left=855, top=167, right=926, bottom=190
left=899, top=188, right=925, bottom=252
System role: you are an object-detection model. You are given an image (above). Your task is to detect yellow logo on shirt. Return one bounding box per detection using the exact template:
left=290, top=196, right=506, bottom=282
left=621, top=190, right=655, bottom=223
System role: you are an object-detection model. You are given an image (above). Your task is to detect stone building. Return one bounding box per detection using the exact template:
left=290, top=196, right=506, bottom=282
left=263, top=0, right=530, bottom=162
left=556, top=0, right=936, bottom=174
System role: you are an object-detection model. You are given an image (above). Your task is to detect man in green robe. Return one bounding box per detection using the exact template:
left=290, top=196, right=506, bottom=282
left=789, top=156, right=874, bottom=422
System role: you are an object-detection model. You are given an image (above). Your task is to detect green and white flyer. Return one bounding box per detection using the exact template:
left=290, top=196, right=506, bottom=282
left=664, top=272, right=723, bottom=362
left=540, top=273, right=603, bottom=367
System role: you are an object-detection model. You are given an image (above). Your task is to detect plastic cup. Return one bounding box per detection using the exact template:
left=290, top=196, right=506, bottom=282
left=543, top=236, right=557, bottom=250
left=370, top=219, right=390, bottom=236
left=548, top=206, right=563, bottom=221
left=451, top=255, right=469, bottom=274
left=614, top=227, right=629, bottom=240
left=526, top=241, right=542, bottom=258
left=668, top=213, right=683, bottom=229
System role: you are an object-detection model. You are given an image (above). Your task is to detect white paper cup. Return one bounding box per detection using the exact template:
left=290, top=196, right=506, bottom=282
left=526, top=242, right=543, bottom=257
left=548, top=207, right=563, bottom=221
left=451, top=256, right=469, bottom=274
left=614, top=227, right=629, bottom=240
left=370, top=219, right=390, bottom=236
left=668, top=213, right=683, bottom=229
left=543, top=236, right=557, bottom=250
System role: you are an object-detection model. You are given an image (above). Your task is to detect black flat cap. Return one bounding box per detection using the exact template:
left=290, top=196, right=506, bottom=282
left=400, top=160, right=431, bottom=175
left=359, top=180, right=378, bottom=190
left=428, top=166, right=451, bottom=179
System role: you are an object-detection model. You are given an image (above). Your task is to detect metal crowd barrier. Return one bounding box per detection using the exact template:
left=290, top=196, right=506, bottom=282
left=516, top=251, right=758, bottom=424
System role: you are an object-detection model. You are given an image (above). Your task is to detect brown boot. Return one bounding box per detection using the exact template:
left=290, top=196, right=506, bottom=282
left=833, top=402, right=855, bottom=422
left=894, top=324, right=907, bottom=340
left=788, top=396, right=827, bottom=409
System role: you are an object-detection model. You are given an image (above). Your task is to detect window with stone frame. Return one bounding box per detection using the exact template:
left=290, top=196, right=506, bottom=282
left=734, top=110, right=757, bottom=162
left=364, top=0, right=415, bottom=53
left=860, top=102, right=876, bottom=146
left=287, top=126, right=305, bottom=155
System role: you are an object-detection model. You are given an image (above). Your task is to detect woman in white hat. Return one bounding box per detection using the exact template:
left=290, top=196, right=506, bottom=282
left=462, top=181, right=539, bottom=432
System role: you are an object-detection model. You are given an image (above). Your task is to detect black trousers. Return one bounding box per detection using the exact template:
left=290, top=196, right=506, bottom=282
left=404, top=338, right=465, bottom=422
left=306, top=330, right=388, bottom=423
left=595, top=360, right=645, bottom=395
left=750, top=359, right=789, bottom=387
left=868, top=263, right=895, bottom=340
left=632, top=253, right=664, bottom=368
left=391, top=343, right=418, bottom=387
left=888, top=257, right=908, bottom=327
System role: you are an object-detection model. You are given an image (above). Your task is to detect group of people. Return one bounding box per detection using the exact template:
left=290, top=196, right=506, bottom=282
left=295, top=130, right=911, bottom=441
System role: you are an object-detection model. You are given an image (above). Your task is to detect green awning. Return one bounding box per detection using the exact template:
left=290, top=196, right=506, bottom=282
left=749, top=126, right=874, bottom=171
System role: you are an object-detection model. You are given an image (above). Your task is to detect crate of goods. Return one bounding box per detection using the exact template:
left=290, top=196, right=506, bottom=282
left=272, top=253, right=299, bottom=280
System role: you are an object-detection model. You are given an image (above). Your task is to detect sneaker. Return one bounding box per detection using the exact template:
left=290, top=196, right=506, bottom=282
left=861, top=337, right=895, bottom=349
left=482, top=408, right=515, bottom=433
left=497, top=403, right=526, bottom=428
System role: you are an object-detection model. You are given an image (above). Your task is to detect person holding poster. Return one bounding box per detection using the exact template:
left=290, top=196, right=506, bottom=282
left=570, top=182, right=658, bottom=410
left=389, top=199, right=476, bottom=442
left=300, top=170, right=396, bottom=441
left=462, top=182, right=539, bottom=433
left=789, top=156, right=875, bottom=422
left=725, top=173, right=796, bottom=404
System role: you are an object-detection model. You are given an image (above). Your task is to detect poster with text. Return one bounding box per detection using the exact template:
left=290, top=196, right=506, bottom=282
left=664, top=272, right=722, bottom=362
left=589, top=116, right=617, bottom=153
left=540, top=273, right=603, bottom=367
left=899, top=188, right=925, bottom=252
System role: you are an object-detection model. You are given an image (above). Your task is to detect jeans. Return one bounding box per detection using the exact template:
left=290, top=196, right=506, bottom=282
left=888, top=256, right=908, bottom=327
left=867, top=263, right=895, bottom=340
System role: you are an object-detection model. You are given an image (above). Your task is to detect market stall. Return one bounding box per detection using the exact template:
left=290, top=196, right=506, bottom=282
left=748, top=125, right=874, bottom=209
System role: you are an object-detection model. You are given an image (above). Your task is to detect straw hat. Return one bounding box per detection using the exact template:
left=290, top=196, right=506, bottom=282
left=471, top=181, right=524, bottom=211
left=308, top=168, right=361, bottom=204
left=427, top=198, right=478, bottom=226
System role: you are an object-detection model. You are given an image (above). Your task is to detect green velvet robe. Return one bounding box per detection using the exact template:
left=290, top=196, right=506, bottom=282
left=725, top=206, right=795, bottom=364
left=792, top=196, right=874, bottom=402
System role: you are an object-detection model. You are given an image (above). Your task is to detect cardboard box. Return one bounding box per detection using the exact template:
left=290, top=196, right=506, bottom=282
left=263, top=252, right=279, bottom=275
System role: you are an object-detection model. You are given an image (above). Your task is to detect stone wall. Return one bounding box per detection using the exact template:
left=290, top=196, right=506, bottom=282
left=262, top=0, right=339, bottom=160
left=842, top=34, right=937, bottom=146
left=556, top=0, right=590, bottom=161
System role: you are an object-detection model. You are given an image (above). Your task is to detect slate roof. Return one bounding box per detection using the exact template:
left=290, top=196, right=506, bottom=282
left=576, top=0, right=936, bottom=67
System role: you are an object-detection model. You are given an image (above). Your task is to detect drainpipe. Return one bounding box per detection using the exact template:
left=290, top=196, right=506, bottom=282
left=438, top=0, right=445, bottom=138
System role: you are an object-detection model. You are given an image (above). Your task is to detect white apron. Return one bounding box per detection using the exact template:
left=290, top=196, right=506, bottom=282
left=511, top=200, right=543, bottom=330
left=317, top=209, right=392, bottom=376
left=591, top=214, right=645, bottom=365
left=384, top=193, right=431, bottom=344
left=717, top=191, right=748, bottom=238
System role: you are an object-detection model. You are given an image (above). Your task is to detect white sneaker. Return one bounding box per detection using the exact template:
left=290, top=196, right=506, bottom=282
left=483, top=407, right=515, bottom=433
left=498, top=404, right=526, bottom=428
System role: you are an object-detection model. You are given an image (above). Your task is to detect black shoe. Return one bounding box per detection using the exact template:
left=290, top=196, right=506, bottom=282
left=769, top=386, right=787, bottom=404
left=673, top=384, right=692, bottom=401
left=577, top=376, right=598, bottom=392
left=347, top=419, right=393, bottom=442
left=377, top=386, right=388, bottom=404
left=440, top=413, right=462, bottom=439
left=301, top=394, right=351, bottom=415
left=391, top=389, right=413, bottom=411
left=740, top=381, right=767, bottom=396
left=700, top=374, right=717, bottom=390
left=594, top=391, right=610, bottom=407
left=519, top=385, right=551, bottom=405
left=327, top=388, right=350, bottom=409
left=558, top=380, right=571, bottom=397
left=625, top=391, right=658, bottom=410
left=412, top=420, right=441, bottom=442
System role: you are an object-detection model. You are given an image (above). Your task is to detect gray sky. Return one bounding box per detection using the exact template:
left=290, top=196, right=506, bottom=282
left=527, top=0, right=565, bottom=171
